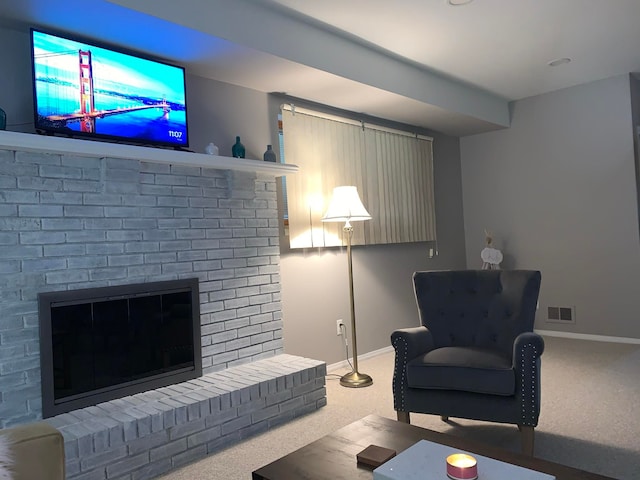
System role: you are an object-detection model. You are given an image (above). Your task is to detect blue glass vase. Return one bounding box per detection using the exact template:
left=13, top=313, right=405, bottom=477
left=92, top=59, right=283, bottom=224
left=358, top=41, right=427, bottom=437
left=0, top=108, right=6, bottom=130
left=231, top=136, right=245, bottom=158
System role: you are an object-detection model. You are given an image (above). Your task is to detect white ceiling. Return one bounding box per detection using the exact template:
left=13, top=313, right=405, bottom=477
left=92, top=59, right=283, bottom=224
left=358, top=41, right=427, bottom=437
left=269, top=0, right=640, bottom=100
left=1, top=0, right=639, bottom=136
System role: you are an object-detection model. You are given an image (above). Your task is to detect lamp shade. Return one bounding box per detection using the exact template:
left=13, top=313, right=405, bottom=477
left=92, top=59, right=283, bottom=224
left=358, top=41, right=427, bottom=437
left=321, top=186, right=371, bottom=223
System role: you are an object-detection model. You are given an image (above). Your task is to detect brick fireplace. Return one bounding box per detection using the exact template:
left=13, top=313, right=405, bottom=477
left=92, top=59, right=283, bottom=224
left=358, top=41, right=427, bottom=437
left=0, top=132, right=325, bottom=479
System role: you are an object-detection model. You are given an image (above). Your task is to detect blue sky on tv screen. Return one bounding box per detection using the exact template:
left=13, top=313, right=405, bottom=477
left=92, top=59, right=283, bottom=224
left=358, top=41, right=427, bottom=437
left=32, top=30, right=186, bottom=107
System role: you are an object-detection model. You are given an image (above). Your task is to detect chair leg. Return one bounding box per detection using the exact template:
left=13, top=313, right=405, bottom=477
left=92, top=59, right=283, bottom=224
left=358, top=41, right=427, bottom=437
left=397, top=411, right=410, bottom=423
left=440, top=415, right=449, bottom=422
left=519, top=425, right=534, bottom=456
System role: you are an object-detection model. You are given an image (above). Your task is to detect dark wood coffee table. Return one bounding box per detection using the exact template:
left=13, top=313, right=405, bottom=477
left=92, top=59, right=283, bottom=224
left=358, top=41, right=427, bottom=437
left=252, top=414, right=616, bottom=480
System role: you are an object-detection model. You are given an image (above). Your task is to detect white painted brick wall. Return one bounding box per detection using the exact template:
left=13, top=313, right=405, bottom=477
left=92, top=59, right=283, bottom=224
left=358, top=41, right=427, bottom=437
left=0, top=148, right=285, bottom=426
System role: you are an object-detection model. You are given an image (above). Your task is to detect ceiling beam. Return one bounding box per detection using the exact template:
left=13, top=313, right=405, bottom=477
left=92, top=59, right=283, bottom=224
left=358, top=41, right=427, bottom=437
left=107, top=0, right=511, bottom=129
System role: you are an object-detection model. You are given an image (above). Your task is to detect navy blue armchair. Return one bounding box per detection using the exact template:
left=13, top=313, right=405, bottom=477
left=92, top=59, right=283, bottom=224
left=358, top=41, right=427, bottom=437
left=391, top=270, right=543, bottom=455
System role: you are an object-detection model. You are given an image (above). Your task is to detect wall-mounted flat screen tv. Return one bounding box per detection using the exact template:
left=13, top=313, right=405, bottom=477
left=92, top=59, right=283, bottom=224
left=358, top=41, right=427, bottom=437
left=30, top=28, right=189, bottom=149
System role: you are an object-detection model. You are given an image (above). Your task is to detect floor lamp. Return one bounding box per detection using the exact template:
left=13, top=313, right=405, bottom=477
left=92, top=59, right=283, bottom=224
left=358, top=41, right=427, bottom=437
left=322, top=186, right=373, bottom=388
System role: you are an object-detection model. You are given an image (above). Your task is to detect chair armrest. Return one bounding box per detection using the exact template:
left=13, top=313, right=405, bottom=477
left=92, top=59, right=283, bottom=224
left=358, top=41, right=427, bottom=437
left=391, top=326, right=435, bottom=412
left=512, top=332, right=545, bottom=426
left=512, top=331, right=545, bottom=364
left=391, top=326, right=435, bottom=361
left=0, top=422, right=65, bottom=480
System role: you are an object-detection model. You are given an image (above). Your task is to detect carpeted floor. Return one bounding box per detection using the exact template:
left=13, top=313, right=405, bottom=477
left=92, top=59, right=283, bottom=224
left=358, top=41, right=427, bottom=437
left=158, top=336, right=640, bottom=479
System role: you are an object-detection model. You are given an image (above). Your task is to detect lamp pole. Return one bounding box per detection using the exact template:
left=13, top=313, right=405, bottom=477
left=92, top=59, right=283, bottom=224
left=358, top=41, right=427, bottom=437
left=321, top=185, right=372, bottom=388
left=340, top=221, right=373, bottom=388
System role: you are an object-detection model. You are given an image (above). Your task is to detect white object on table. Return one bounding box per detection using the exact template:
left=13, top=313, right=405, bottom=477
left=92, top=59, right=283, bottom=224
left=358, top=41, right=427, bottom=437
left=373, top=440, right=555, bottom=480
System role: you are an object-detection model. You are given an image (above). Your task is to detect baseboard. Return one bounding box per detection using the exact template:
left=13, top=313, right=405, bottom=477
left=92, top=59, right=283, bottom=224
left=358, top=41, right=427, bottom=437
left=327, top=345, right=394, bottom=372
left=536, top=329, right=640, bottom=345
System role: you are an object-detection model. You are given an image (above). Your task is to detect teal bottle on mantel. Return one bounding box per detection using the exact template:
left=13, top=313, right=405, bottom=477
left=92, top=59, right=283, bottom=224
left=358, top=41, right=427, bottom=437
left=0, top=107, right=6, bottom=130
left=231, top=136, right=246, bottom=158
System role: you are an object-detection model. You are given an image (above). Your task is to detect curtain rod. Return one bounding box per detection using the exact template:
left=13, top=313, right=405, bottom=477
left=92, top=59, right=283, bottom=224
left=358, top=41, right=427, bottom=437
left=280, top=104, right=433, bottom=142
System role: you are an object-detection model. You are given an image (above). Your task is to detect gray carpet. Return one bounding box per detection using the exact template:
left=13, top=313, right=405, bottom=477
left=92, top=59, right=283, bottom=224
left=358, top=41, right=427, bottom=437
left=158, top=336, right=640, bottom=479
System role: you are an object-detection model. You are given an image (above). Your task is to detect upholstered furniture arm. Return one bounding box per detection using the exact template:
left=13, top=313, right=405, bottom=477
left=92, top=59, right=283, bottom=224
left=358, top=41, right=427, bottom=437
left=391, top=326, right=434, bottom=412
left=392, top=326, right=435, bottom=361
left=0, top=421, right=65, bottom=480
left=513, top=331, right=545, bottom=427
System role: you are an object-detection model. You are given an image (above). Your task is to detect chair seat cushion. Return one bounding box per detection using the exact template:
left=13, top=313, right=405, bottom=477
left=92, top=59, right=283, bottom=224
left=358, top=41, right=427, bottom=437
left=406, top=346, right=515, bottom=396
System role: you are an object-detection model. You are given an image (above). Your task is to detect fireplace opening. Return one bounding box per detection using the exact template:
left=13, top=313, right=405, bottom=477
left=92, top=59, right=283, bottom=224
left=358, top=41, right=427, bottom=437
left=38, top=278, right=202, bottom=418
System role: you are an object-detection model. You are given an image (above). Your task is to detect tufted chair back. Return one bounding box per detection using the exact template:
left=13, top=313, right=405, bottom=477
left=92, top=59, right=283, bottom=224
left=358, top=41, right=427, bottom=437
left=413, top=270, right=541, bottom=355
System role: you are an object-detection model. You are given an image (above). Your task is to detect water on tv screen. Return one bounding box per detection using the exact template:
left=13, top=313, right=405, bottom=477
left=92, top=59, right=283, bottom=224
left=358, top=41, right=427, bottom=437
left=31, top=28, right=189, bottom=148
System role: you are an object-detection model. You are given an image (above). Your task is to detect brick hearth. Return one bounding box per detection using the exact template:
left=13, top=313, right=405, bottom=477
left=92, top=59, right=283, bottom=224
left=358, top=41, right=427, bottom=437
left=47, top=355, right=325, bottom=479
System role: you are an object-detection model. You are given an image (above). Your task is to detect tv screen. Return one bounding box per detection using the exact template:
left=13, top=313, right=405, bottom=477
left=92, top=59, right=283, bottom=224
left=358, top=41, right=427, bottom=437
left=30, top=28, right=189, bottom=148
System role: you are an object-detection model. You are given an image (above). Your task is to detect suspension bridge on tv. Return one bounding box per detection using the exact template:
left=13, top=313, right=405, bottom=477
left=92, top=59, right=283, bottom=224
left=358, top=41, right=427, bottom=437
left=36, top=48, right=170, bottom=133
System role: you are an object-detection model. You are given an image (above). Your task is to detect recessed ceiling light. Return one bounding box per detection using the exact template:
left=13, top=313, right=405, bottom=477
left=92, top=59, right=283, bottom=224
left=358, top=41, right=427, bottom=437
left=448, top=0, right=474, bottom=5
left=548, top=57, right=572, bottom=67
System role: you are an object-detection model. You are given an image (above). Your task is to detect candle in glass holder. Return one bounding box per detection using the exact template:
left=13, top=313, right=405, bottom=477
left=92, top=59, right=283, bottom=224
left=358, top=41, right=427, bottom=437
left=446, top=453, right=478, bottom=480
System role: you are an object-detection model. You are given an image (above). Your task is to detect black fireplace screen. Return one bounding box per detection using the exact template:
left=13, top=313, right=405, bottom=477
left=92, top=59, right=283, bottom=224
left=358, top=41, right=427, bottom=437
left=38, top=278, right=202, bottom=418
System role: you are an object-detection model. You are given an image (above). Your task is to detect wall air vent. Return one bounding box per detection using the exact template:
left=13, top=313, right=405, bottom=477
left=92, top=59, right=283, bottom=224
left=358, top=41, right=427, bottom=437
left=547, top=306, right=576, bottom=324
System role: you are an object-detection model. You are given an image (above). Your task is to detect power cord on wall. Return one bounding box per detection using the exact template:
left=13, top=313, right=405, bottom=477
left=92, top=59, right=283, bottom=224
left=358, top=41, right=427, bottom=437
left=327, top=322, right=354, bottom=379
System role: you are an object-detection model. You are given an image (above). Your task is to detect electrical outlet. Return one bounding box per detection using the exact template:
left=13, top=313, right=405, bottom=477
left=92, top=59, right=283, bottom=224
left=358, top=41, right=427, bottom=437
left=336, top=319, right=344, bottom=336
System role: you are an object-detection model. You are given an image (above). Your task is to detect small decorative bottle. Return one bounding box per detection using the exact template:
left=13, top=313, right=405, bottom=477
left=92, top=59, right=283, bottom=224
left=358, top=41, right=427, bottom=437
left=0, top=107, right=6, bottom=130
left=263, top=144, right=277, bottom=162
left=205, top=142, right=219, bottom=155
left=231, top=136, right=245, bottom=158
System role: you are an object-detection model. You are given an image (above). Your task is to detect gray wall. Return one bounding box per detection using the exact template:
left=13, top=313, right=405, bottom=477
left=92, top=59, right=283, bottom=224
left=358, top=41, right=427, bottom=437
left=186, top=74, right=273, bottom=159
left=630, top=74, right=640, bottom=239
left=0, top=21, right=468, bottom=369
left=460, top=74, right=640, bottom=339
left=0, top=24, right=36, bottom=133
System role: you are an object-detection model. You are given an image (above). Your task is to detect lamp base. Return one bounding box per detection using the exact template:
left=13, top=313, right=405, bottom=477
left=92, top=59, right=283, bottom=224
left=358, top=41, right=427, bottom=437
left=340, top=371, right=373, bottom=388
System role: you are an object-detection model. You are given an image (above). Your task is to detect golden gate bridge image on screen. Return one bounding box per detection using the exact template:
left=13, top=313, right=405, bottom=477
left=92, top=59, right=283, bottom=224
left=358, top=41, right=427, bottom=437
left=43, top=49, right=170, bottom=133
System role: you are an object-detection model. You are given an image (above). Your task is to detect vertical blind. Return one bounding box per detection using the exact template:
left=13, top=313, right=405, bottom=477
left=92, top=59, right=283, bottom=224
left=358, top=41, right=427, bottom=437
left=281, top=106, right=436, bottom=249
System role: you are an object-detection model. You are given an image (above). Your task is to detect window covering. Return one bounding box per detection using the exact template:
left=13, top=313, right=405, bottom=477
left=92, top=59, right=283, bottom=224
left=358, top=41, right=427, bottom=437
left=281, top=106, right=436, bottom=248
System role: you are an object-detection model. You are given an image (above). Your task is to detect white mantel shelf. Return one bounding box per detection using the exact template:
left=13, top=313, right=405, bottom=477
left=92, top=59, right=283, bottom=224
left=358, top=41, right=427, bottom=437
left=0, top=130, right=298, bottom=175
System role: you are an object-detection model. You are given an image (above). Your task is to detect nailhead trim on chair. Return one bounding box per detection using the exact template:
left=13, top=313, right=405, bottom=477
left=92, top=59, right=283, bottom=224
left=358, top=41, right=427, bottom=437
left=392, top=336, right=408, bottom=412
left=520, top=342, right=538, bottom=426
